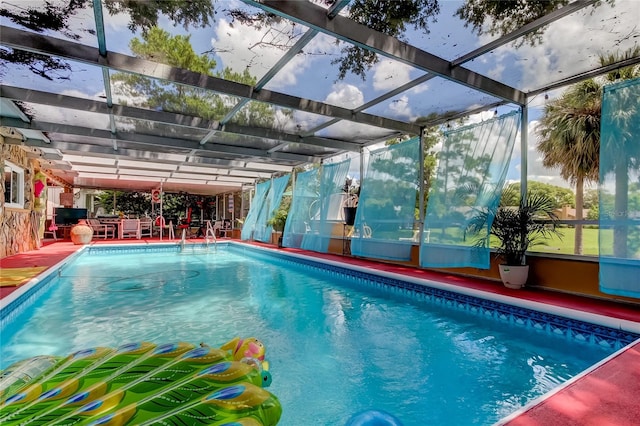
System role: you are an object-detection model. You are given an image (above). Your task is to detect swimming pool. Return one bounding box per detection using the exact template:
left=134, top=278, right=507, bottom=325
left=1, top=242, right=638, bottom=425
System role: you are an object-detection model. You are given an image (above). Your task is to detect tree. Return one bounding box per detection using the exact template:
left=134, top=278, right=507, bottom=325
left=111, top=27, right=279, bottom=129
left=504, top=182, right=574, bottom=210
left=386, top=119, right=441, bottom=222
left=96, top=190, right=217, bottom=222
left=229, top=0, right=608, bottom=82
left=536, top=48, right=640, bottom=255
left=0, top=0, right=214, bottom=78
left=456, top=0, right=578, bottom=47
left=583, top=189, right=599, bottom=210
left=536, top=80, right=601, bottom=254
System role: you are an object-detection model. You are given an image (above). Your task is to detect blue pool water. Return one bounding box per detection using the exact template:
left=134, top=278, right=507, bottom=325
left=0, top=244, right=629, bottom=425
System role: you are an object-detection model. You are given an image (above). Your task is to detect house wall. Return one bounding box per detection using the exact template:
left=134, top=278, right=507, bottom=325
left=1, top=138, right=41, bottom=258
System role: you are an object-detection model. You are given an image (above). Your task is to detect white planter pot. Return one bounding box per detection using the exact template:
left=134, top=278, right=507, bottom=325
left=498, top=264, right=529, bottom=289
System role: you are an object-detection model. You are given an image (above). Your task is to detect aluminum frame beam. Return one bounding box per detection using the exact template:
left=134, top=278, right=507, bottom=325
left=0, top=86, right=362, bottom=152
left=451, top=0, right=599, bottom=66
left=244, top=0, right=527, bottom=106
left=527, top=55, right=640, bottom=97
left=0, top=117, right=315, bottom=163
left=6, top=138, right=297, bottom=175
left=303, top=73, right=436, bottom=136
left=1, top=26, right=420, bottom=135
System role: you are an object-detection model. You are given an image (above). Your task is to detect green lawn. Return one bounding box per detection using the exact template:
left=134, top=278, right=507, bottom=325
left=529, top=227, right=604, bottom=256
left=396, top=227, right=620, bottom=257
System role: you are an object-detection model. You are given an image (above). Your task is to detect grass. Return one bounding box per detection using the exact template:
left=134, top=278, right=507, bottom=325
left=392, top=226, right=627, bottom=257
left=529, top=227, right=603, bottom=256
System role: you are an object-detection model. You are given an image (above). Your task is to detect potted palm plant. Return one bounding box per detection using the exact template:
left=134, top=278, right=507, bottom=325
left=467, top=189, right=562, bottom=289
left=267, top=208, right=288, bottom=247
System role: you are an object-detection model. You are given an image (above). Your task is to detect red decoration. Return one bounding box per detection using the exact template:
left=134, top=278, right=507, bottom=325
left=34, top=180, right=45, bottom=197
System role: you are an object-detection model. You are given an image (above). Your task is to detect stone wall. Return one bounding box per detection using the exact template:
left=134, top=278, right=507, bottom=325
left=1, top=138, right=40, bottom=258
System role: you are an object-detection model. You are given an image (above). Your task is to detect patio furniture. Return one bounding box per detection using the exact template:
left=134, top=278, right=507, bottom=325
left=154, top=216, right=174, bottom=239
left=119, top=219, right=141, bottom=239
left=219, top=219, right=232, bottom=238
left=43, top=218, right=58, bottom=240
left=139, top=219, right=153, bottom=238
left=88, top=218, right=116, bottom=239
left=177, top=208, right=194, bottom=239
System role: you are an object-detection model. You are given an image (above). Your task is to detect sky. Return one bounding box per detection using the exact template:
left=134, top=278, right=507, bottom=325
left=3, top=0, right=636, bottom=191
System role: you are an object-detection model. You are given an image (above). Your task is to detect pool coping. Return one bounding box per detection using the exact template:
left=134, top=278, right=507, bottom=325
left=239, top=242, right=640, bottom=336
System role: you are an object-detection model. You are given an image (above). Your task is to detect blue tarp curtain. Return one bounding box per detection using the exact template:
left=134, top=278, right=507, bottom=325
left=301, top=159, right=351, bottom=253
left=599, top=78, right=640, bottom=298
left=351, top=137, right=420, bottom=261
left=282, top=169, right=319, bottom=248
left=253, top=174, right=291, bottom=243
left=240, top=180, right=271, bottom=241
left=420, top=111, right=521, bottom=269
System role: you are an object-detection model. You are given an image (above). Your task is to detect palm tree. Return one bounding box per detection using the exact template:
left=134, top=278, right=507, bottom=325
left=536, top=48, right=640, bottom=255
left=536, top=80, right=601, bottom=254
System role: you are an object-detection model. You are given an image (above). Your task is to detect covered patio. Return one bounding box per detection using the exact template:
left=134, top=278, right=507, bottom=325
left=1, top=1, right=640, bottom=423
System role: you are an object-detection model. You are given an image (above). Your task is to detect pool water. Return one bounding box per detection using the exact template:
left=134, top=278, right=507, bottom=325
left=1, top=245, right=615, bottom=425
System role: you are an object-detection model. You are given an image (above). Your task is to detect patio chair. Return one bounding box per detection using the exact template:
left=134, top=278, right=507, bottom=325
left=219, top=219, right=232, bottom=238
left=88, top=218, right=115, bottom=239
left=177, top=208, right=193, bottom=239
left=119, top=219, right=141, bottom=239
left=139, top=219, right=153, bottom=238
left=44, top=218, right=58, bottom=240
left=154, top=216, right=175, bottom=239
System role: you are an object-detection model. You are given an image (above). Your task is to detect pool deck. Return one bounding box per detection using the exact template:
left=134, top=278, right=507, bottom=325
left=2, top=238, right=639, bottom=425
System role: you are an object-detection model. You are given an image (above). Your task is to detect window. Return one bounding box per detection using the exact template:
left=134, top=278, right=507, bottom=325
left=3, top=161, right=25, bottom=208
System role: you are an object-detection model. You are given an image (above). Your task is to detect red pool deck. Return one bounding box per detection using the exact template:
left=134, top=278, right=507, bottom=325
left=2, top=239, right=639, bottom=425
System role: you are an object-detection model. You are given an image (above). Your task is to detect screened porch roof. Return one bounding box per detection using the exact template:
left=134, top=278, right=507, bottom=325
left=1, top=0, right=639, bottom=195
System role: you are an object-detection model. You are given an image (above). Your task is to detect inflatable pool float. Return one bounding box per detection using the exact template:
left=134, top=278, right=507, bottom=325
left=0, top=337, right=280, bottom=425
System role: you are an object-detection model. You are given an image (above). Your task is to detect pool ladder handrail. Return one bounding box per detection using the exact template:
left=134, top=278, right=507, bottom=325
left=204, top=220, right=217, bottom=251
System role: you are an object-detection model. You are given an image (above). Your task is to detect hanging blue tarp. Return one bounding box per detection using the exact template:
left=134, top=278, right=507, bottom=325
left=420, top=111, right=521, bottom=269
left=351, top=137, right=420, bottom=261
left=599, top=78, right=640, bottom=298
left=282, top=169, right=319, bottom=248
left=253, top=174, right=291, bottom=243
left=301, top=159, right=350, bottom=253
left=240, top=180, right=271, bottom=241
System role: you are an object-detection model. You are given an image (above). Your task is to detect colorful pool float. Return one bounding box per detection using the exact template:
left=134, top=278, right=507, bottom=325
left=0, top=338, right=280, bottom=425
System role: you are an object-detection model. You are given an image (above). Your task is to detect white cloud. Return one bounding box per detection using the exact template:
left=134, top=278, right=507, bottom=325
left=325, top=83, right=364, bottom=109
left=388, top=95, right=413, bottom=120
left=524, top=119, right=572, bottom=189
left=483, top=1, right=639, bottom=91
left=211, top=18, right=288, bottom=79
left=372, top=60, right=414, bottom=91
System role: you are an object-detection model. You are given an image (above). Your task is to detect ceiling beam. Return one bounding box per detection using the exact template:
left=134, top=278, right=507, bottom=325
left=451, top=0, right=599, bottom=66
left=527, top=55, right=640, bottom=97
left=244, top=0, right=527, bottom=106
left=8, top=137, right=294, bottom=174
left=0, top=85, right=361, bottom=152
left=303, top=73, right=436, bottom=136
left=1, top=117, right=316, bottom=163
left=0, top=26, right=420, bottom=135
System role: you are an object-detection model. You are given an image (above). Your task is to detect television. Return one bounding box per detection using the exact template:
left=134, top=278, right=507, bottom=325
left=54, top=208, right=88, bottom=225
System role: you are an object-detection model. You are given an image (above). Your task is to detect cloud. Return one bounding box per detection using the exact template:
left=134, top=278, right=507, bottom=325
left=481, top=1, right=638, bottom=91
left=372, top=60, right=414, bottom=91
left=325, top=83, right=364, bottom=108
left=523, top=119, right=573, bottom=189
left=211, top=18, right=290, bottom=79
left=387, top=95, right=413, bottom=120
